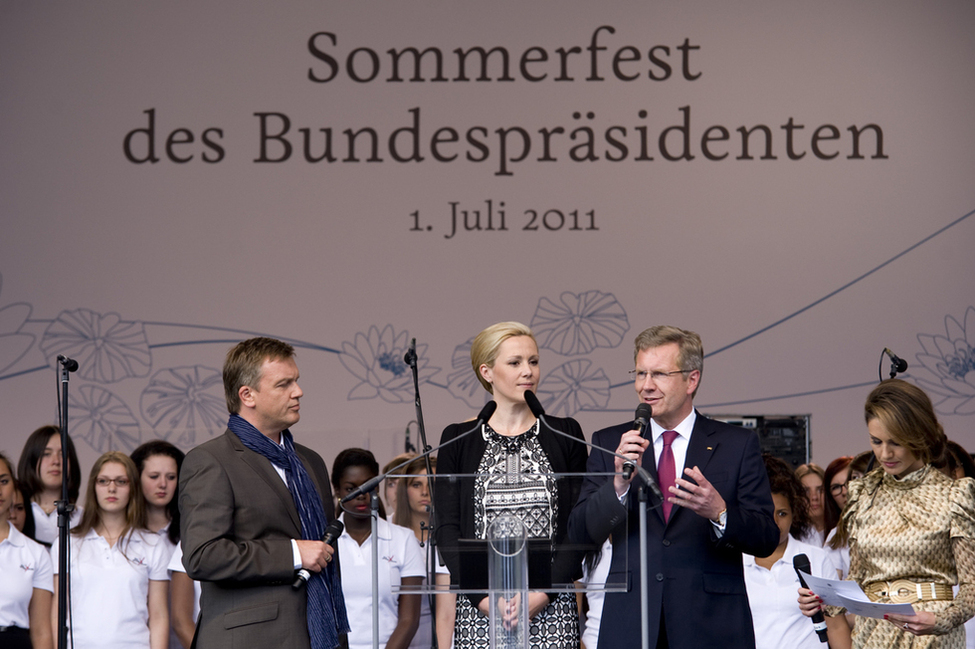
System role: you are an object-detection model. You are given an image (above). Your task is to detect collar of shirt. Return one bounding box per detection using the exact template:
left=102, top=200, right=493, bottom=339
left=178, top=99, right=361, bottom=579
left=264, top=434, right=295, bottom=486
left=649, top=410, right=697, bottom=473
left=82, top=526, right=146, bottom=549
left=2, top=523, right=28, bottom=547
left=337, top=512, right=394, bottom=541
left=743, top=534, right=803, bottom=570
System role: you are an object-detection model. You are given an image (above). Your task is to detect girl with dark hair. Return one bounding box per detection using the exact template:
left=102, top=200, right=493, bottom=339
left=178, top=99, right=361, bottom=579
left=744, top=454, right=846, bottom=649
left=824, top=456, right=854, bottom=531
left=945, top=440, right=975, bottom=480
left=51, top=451, right=170, bottom=649
left=800, top=379, right=975, bottom=648
left=16, top=426, right=83, bottom=546
left=130, top=440, right=185, bottom=649
left=824, top=456, right=854, bottom=579
left=130, top=440, right=184, bottom=546
left=9, top=480, right=38, bottom=541
left=0, top=451, right=54, bottom=649
left=332, top=448, right=423, bottom=649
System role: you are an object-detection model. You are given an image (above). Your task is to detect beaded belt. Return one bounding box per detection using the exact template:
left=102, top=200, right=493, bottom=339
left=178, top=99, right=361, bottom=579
left=863, top=580, right=954, bottom=604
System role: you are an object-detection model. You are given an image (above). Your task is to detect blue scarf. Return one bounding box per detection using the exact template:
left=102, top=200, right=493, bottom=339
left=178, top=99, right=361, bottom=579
left=228, top=415, right=349, bottom=649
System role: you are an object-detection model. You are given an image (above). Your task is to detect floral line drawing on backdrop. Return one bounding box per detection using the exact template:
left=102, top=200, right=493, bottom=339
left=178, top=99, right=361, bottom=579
left=1, top=200, right=973, bottom=455
left=0, top=286, right=628, bottom=452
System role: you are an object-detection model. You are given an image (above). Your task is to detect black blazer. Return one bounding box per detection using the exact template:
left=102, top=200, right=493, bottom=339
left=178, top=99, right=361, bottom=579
left=433, top=414, right=588, bottom=606
left=567, top=412, right=778, bottom=649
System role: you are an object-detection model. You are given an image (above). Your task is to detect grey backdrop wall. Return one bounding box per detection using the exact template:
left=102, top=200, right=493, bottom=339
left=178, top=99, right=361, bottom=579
left=2, top=1, right=974, bottom=477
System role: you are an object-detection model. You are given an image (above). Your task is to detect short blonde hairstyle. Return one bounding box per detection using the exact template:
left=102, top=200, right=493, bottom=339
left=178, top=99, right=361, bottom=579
left=470, top=322, right=537, bottom=394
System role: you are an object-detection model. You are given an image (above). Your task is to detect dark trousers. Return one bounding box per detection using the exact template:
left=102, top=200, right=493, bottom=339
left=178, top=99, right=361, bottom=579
left=0, top=626, right=32, bottom=649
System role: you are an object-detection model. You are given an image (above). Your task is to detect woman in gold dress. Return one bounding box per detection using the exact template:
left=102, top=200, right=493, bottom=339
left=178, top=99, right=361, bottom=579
left=800, top=379, right=975, bottom=648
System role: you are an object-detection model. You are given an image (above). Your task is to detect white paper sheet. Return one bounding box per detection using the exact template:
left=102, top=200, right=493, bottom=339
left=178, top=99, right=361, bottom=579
left=800, top=571, right=917, bottom=618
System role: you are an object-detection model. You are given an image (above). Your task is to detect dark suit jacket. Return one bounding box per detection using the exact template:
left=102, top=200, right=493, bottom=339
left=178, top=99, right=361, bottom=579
left=179, top=429, right=335, bottom=649
left=433, top=414, right=588, bottom=607
left=567, top=411, right=778, bottom=649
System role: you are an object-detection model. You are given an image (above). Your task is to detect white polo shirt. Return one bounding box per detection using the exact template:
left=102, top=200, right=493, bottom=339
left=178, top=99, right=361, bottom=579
left=579, top=537, right=613, bottom=649
left=166, top=541, right=202, bottom=619
left=337, top=515, right=425, bottom=649
left=824, top=527, right=849, bottom=579
left=32, top=501, right=83, bottom=546
left=743, top=535, right=837, bottom=649
left=0, top=524, right=54, bottom=628
left=52, top=528, right=170, bottom=649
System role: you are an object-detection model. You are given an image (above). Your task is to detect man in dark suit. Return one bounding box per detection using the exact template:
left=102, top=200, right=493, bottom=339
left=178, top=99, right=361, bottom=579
left=568, top=326, right=778, bottom=649
left=179, top=337, right=347, bottom=649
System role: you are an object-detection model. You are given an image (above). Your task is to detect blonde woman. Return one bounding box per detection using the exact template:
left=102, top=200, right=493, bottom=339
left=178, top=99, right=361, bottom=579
left=434, top=321, right=587, bottom=649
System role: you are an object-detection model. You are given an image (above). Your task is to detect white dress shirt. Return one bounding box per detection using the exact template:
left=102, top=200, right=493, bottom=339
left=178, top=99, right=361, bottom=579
left=649, top=409, right=697, bottom=479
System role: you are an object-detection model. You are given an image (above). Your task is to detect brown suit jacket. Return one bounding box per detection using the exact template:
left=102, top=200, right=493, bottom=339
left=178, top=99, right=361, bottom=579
left=179, top=429, right=335, bottom=649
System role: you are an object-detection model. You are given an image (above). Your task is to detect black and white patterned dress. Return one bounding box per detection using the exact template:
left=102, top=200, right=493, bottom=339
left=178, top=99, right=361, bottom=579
left=452, top=422, right=579, bottom=649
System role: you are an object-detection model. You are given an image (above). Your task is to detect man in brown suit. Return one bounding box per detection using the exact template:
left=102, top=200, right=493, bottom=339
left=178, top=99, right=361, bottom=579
left=179, top=337, right=346, bottom=649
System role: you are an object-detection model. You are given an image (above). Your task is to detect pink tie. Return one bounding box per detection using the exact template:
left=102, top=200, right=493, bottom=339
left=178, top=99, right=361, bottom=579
left=658, top=431, right=678, bottom=522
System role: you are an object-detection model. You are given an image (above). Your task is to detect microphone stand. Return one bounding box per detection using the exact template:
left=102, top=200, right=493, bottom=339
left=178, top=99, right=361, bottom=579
left=371, top=489, right=380, bottom=649
left=638, top=480, right=649, bottom=649
left=522, top=391, right=657, bottom=649
left=343, top=417, right=493, bottom=649
left=403, top=338, right=438, bottom=649
left=345, top=409, right=495, bottom=649
left=340, top=402, right=496, bottom=505
left=56, top=355, right=78, bottom=649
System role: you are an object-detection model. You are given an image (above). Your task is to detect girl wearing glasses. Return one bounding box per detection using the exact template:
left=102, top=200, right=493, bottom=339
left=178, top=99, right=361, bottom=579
left=824, top=456, right=853, bottom=579
left=51, top=452, right=170, bottom=649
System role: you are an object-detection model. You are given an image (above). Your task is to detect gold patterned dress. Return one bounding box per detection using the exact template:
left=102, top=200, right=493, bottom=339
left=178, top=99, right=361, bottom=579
left=828, top=465, right=975, bottom=648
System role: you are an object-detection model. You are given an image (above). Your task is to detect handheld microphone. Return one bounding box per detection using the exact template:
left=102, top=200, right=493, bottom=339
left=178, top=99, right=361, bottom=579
left=622, top=403, right=653, bottom=481
left=293, top=519, right=345, bottom=589
left=57, top=355, right=79, bottom=372
left=884, top=348, right=909, bottom=374
left=793, top=553, right=829, bottom=643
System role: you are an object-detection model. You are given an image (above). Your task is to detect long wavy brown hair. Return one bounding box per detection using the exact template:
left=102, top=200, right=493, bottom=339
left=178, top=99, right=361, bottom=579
left=73, top=452, right=147, bottom=553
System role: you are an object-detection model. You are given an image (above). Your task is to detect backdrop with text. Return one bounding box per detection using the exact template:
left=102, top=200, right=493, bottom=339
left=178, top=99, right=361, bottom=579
left=2, top=1, right=973, bottom=476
